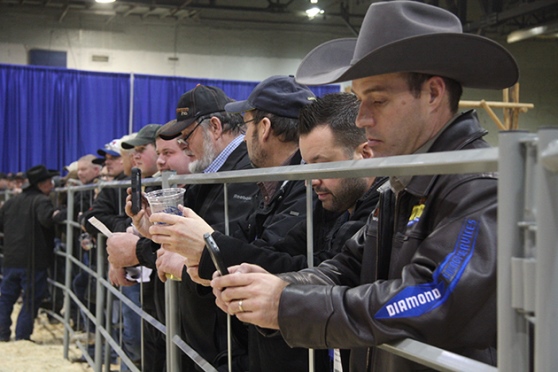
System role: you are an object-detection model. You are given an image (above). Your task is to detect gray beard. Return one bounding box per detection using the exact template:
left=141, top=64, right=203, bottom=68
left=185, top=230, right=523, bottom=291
left=189, top=130, right=217, bottom=173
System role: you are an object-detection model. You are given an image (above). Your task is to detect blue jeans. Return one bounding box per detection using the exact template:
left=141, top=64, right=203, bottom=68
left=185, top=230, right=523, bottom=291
left=120, top=284, right=142, bottom=370
left=0, top=267, right=48, bottom=340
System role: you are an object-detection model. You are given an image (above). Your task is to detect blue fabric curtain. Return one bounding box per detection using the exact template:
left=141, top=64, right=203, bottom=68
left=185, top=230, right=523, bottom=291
left=132, top=75, right=339, bottom=132
left=0, top=64, right=130, bottom=173
left=0, top=64, right=340, bottom=173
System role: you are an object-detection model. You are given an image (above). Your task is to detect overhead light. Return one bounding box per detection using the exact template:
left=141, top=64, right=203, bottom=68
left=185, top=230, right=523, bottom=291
left=507, top=22, right=558, bottom=43
left=95, top=0, right=116, bottom=3
left=306, top=7, right=324, bottom=19
left=310, top=0, right=318, bottom=3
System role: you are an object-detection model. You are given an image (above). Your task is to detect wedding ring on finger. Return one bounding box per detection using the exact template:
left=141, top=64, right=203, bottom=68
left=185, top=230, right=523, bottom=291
left=238, top=300, right=245, bottom=313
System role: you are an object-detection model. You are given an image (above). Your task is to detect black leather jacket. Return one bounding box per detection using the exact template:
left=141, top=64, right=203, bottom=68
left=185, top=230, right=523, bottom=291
left=0, top=186, right=56, bottom=270
left=278, top=111, right=498, bottom=371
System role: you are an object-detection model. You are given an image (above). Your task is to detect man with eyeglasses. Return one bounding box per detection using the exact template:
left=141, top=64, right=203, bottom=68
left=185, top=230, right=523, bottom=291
left=145, top=76, right=316, bottom=370
left=107, top=85, right=259, bottom=370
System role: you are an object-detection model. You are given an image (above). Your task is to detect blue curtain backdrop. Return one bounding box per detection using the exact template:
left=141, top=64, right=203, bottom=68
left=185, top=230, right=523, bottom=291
left=0, top=64, right=130, bottom=173
left=0, top=64, right=340, bottom=173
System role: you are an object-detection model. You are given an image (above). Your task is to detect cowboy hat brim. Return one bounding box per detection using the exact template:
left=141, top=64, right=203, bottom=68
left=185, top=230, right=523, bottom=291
left=296, top=33, right=519, bottom=90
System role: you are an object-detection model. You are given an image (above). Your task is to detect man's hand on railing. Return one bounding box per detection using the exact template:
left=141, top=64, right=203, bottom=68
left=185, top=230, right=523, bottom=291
left=108, top=263, right=136, bottom=287
left=185, top=258, right=211, bottom=287
left=106, top=232, right=141, bottom=268
left=155, top=248, right=186, bottom=282
left=211, top=263, right=284, bottom=329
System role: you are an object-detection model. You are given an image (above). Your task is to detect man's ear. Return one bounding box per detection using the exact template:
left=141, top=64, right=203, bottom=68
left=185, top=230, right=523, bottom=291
left=208, top=117, right=223, bottom=139
left=355, top=142, right=374, bottom=160
left=259, top=117, right=273, bottom=142
left=426, top=76, right=445, bottom=108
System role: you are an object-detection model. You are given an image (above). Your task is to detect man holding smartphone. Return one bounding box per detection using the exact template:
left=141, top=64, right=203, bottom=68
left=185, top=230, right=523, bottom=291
left=152, top=92, right=382, bottom=371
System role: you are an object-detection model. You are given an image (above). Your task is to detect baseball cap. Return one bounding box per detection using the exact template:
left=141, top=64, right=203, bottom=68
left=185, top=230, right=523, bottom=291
left=121, top=124, right=162, bottom=149
left=225, top=75, right=316, bottom=119
left=64, top=161, right=78, bottom=173
left=97, top=139, right=122, bottom=158
left=158, top=85, right=234, bottom=140
left=97, top=138, right=122, bottom=158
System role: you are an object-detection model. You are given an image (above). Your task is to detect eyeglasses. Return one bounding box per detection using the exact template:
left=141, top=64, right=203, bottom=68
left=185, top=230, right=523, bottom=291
left=242, top=118, right=256, bottom=126
left=177, top=121, right=202, bottom=147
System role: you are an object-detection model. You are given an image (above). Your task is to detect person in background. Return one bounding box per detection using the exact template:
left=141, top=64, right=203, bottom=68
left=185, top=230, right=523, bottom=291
left=53, top=154, right=101, bottom=333
left=212, top=2, right=519, bottom=371
left=81, top=138, right=128, bottom=234
left=0, top=165, right=59, bottom=341
left=119, top=133, right=138, bottom=177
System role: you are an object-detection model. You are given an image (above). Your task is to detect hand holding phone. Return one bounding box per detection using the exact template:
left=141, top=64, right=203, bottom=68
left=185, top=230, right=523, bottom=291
left=131, top=167, right=142, bottom=215
left=203, top=233, right=228, bottom=276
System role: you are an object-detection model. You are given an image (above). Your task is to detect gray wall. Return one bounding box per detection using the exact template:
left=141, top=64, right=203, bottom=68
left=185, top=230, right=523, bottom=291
left=1, top=10, right=557, bottom=145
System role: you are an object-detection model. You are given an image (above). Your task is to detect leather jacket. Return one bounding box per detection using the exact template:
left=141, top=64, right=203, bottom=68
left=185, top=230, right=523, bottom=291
left=278, top=111, right=498, bottom=371
left=0, top=186, right=56, bottom=270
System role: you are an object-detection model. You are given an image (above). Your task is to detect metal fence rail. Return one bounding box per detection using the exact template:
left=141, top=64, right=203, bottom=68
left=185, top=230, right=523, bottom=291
left=41, top=129, right=556, bottom=371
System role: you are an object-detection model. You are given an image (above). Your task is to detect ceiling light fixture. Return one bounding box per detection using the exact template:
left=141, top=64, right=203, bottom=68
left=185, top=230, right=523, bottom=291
left=310, top=0, right=318, bottom=4
left=507, top=22, right=558, bottom=43
left=306, top=7, right=324, bottom=19
left=95, top=0, right=116, bottom=4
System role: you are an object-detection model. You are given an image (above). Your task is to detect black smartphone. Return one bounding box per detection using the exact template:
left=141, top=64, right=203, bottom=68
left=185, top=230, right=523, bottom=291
left=203, top=232, right=229, bottom=276
left=131, top=167, right=142, bottom=215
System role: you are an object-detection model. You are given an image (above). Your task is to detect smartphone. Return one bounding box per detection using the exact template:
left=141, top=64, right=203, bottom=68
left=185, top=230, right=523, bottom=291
left=131, top=167, right=142, bottom=215
left=203, top=232, right=229, bottom=276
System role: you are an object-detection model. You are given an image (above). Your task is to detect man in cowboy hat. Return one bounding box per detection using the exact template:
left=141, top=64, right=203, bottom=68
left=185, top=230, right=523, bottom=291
left=212, top=1, right=519, bottom=371
left=0, top=164, right=59, bottom=341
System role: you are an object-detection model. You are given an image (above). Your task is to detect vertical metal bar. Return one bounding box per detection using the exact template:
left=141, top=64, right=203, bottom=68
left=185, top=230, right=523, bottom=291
left=223, top=183, right=232, bottom=372
left=165, top=280, right=180, bottom=372
left=534, top=128, right=558, bottom=372
left=95, top=234, right=107, bottom=372
left=305, top=180, right=315, bottom=372
left=497, top=131, right=533, bottom=371
left=163, top=171, right=180, bottom=371
left=62, top=187, right=75, bottom=359
left=129, top=73, right=135, bottom=134
left=306, top=180, right=314, bottom=268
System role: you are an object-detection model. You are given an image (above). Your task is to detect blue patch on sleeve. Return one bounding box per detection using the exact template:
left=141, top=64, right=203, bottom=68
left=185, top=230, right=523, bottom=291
left=375, top=219, right=479, bottom=319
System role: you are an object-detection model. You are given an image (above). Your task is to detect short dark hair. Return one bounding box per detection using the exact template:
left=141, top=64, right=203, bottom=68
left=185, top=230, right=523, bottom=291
left=299, top=92, right=365, bottom=157
left=202, top=111, right=244, bottom=136
left=251, top=110, right=299, bottom=144
left=405, top=72, right=463, bottom=114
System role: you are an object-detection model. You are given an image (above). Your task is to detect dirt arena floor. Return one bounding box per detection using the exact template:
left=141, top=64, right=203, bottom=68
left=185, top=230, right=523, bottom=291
left=0, top=304, right=94, bottom=372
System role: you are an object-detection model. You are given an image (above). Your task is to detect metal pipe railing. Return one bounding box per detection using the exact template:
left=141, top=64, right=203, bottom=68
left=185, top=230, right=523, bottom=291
left=47, top=142, right=558, bottom=372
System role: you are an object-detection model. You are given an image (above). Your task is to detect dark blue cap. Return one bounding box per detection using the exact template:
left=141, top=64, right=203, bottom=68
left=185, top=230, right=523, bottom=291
left=225, top=75, right=316, bottom=119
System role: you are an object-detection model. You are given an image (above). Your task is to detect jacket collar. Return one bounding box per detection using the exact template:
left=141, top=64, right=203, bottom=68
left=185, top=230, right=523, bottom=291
left=395, top=110, right=490, bottom=197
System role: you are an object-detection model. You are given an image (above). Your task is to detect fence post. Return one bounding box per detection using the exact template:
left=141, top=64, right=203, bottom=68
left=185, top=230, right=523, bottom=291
left=534, top=128, right=558, bottom=371
left=62, top=187, right=75, bottom=359
left=498, top=131, right=534, bottom=371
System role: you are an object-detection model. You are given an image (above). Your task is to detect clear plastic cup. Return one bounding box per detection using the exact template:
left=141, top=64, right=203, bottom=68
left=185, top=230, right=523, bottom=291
left=145, top=188, right=186, bottom=220
left=145, top=188, right=186, bottom=281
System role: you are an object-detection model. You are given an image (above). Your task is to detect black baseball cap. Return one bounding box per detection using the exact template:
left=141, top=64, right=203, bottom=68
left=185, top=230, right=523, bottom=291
left=158, top=85, right=233, bottom=140
left=225, top=75, right=316, bottom=119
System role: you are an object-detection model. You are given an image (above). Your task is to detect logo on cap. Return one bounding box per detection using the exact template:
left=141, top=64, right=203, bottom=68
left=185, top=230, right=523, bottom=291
left=177, top=107, right=190, bottom=118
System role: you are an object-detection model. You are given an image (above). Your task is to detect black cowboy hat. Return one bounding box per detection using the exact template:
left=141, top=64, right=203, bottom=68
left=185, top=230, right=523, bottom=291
left=26, top=164, right=59, bottom=186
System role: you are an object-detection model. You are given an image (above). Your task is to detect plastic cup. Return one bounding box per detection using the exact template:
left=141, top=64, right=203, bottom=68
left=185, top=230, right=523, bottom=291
left=145, top=188, right=185, bottom=281
left=145, top=188, right=186, bottom=220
